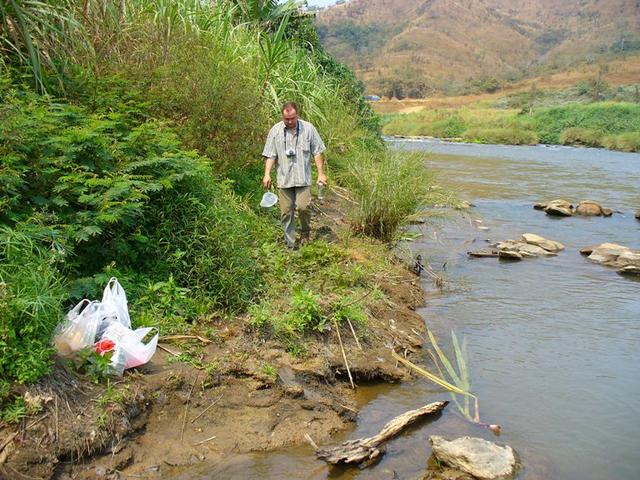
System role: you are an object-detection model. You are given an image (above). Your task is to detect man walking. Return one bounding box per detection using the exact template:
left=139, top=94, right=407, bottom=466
left=262, top=102, right=327, bottom=248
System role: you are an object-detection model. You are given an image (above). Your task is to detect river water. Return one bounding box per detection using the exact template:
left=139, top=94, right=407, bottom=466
left=173, top=140, right=640, bottom=479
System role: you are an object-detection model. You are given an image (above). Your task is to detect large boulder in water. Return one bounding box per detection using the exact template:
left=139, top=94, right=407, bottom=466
left=585, top=243, right=640, bottom=275
left=543, top=199, right=573, bottom=217
left=430, top=436, right=517, bottom=480
left=587, top=243, right=632, bottom=264
left=636, top=209, right=640, bottom=221
left=575, top=200, right=613, bottom=217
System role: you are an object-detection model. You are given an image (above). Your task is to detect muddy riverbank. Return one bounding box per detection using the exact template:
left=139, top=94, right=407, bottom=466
left=0, top=194, right=432, bottom=480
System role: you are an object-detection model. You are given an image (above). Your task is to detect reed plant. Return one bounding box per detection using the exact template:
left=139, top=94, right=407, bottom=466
left=392, top=329, right=501, bottom=434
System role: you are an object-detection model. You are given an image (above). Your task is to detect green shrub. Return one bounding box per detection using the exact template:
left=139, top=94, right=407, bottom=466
left=343, top=150, right=439, bottom=242
left=290, top=288, right=325, bottom=332
left=559, top=128, right=603, bottom=147
left=462, top=127, right=539, bottom=145
left=602, top=132, right=640, bottom=152
left=531, top=102, right=640, bottom=144
left=406, top=114, right=466, bottom=138
left=0, top=227, right=66, bottom=383
left=0, top=84, right=269, bottom=312
left=145, top=178, right=270, bottom=311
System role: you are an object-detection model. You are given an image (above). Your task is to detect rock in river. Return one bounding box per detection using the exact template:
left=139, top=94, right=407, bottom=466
left=430, top=436, right=517, bottom=480
left=585, top=243, right=640, bottom=276
left=587, top=243, right=632, bottom=264
left=574, top=200, right=613, bottom=217
left=520, top=233, right=564, bottom=252
left=469, top=233, right=563, bottom=260
left=538, top=199, right=573, bottom=217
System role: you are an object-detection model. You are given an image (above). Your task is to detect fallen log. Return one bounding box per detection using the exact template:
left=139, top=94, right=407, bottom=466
left=316, top=400, right=448, bottom=465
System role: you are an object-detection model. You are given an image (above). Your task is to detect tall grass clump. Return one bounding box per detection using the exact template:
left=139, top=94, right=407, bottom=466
left=0, top=0, right=81, bottom=92
left=602, top=132, right=640, bottom=152
left=559, top=128, right=603, bottom=147
left=0, top=227, right=66, bottom=385
left=342, top=151, right=439, bottom=242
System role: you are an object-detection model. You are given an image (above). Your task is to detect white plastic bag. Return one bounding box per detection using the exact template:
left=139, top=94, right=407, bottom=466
left=52, top=300, right=103, bottom=356
left=100, top=322, right=159, bottom=376
left=101, top=277, right=131, bottom=328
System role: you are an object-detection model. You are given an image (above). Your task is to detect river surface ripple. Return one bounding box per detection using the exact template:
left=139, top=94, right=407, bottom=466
left=392, top=138, right=640, bottom=480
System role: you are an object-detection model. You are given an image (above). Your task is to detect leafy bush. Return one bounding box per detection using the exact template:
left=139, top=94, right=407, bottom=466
left=559, top=128, right=603, bottom=147
left=428, top=116, right=466, bottom=138
left=463, top=127, right=538, bottom=145
left=0, top=227, right=66, bottom=383
left=0, top=84, right=268, bottom=312
left=144, top=178, right=270, bottom=311
left=343, top=150, right=439, bottom=242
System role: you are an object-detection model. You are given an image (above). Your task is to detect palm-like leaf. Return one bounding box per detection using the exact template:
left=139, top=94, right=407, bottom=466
left=0, top=0, right=79, bottom=92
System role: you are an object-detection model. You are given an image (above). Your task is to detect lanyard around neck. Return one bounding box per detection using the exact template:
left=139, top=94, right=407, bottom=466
left=284, top=121, right=300, bottom=152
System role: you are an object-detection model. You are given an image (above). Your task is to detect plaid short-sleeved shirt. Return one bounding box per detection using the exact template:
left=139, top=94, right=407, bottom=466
left=262, top=119, right=326, bottom=188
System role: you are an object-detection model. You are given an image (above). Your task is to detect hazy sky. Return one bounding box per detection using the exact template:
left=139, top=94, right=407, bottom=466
left=307, top=0, right=338, bottom=6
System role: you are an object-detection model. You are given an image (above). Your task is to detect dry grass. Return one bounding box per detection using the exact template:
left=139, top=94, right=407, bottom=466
left=372, top=55, right=640, bottom=114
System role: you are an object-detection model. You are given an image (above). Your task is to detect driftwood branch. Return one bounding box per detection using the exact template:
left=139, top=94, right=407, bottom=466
left=316, top=401, right=448, bottom=465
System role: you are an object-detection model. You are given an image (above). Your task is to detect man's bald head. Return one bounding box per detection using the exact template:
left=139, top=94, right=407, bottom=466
left=281, top=101, right=299, bottom=130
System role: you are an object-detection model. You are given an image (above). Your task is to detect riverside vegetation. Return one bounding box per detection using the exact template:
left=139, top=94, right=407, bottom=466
left=0, top=0, right=445, bottom=426
left=381, top=83, right=640, bottom=151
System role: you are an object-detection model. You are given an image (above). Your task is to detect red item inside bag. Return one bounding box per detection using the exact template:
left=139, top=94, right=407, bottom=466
left=95, top=338, right=116, bottom=354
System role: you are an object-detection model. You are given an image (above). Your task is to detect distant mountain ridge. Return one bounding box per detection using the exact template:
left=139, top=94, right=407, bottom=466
left=315, top=0, right=640, bottom=97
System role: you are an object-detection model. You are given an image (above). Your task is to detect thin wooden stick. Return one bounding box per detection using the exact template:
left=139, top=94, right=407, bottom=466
left=192, top=435, right=217, bottom=446
left=333, top=319, right=355, bottom=389
left=160, top=335, right=212, bottom=345
left=54, top=395, right=59, bottom=442
left=190, top=394, right=223, bottom=424
left=180, top=374, right=199, bottom=441
left=158, top=344, right=181, bottom=356
left=346, top=319, right=362, bottom=350
left=304, top=433, right=319, bottom=450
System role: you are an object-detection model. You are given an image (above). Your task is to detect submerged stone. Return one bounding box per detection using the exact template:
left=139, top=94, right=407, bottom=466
left=468, top=248, right=499, bottom=258
left=430, top=435, right=517, bottom=480
left=521, top=233, right=564, bottom=252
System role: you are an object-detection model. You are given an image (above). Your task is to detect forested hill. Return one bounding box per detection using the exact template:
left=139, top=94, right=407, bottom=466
left=315, top=0, right=640, bottom=97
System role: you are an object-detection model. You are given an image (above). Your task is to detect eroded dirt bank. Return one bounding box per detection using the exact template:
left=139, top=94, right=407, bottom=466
left=0, top=198, right=428, bottom=480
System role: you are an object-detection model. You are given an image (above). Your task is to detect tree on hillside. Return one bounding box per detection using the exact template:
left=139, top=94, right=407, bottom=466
left=589, top=64, right=609, bottom=102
